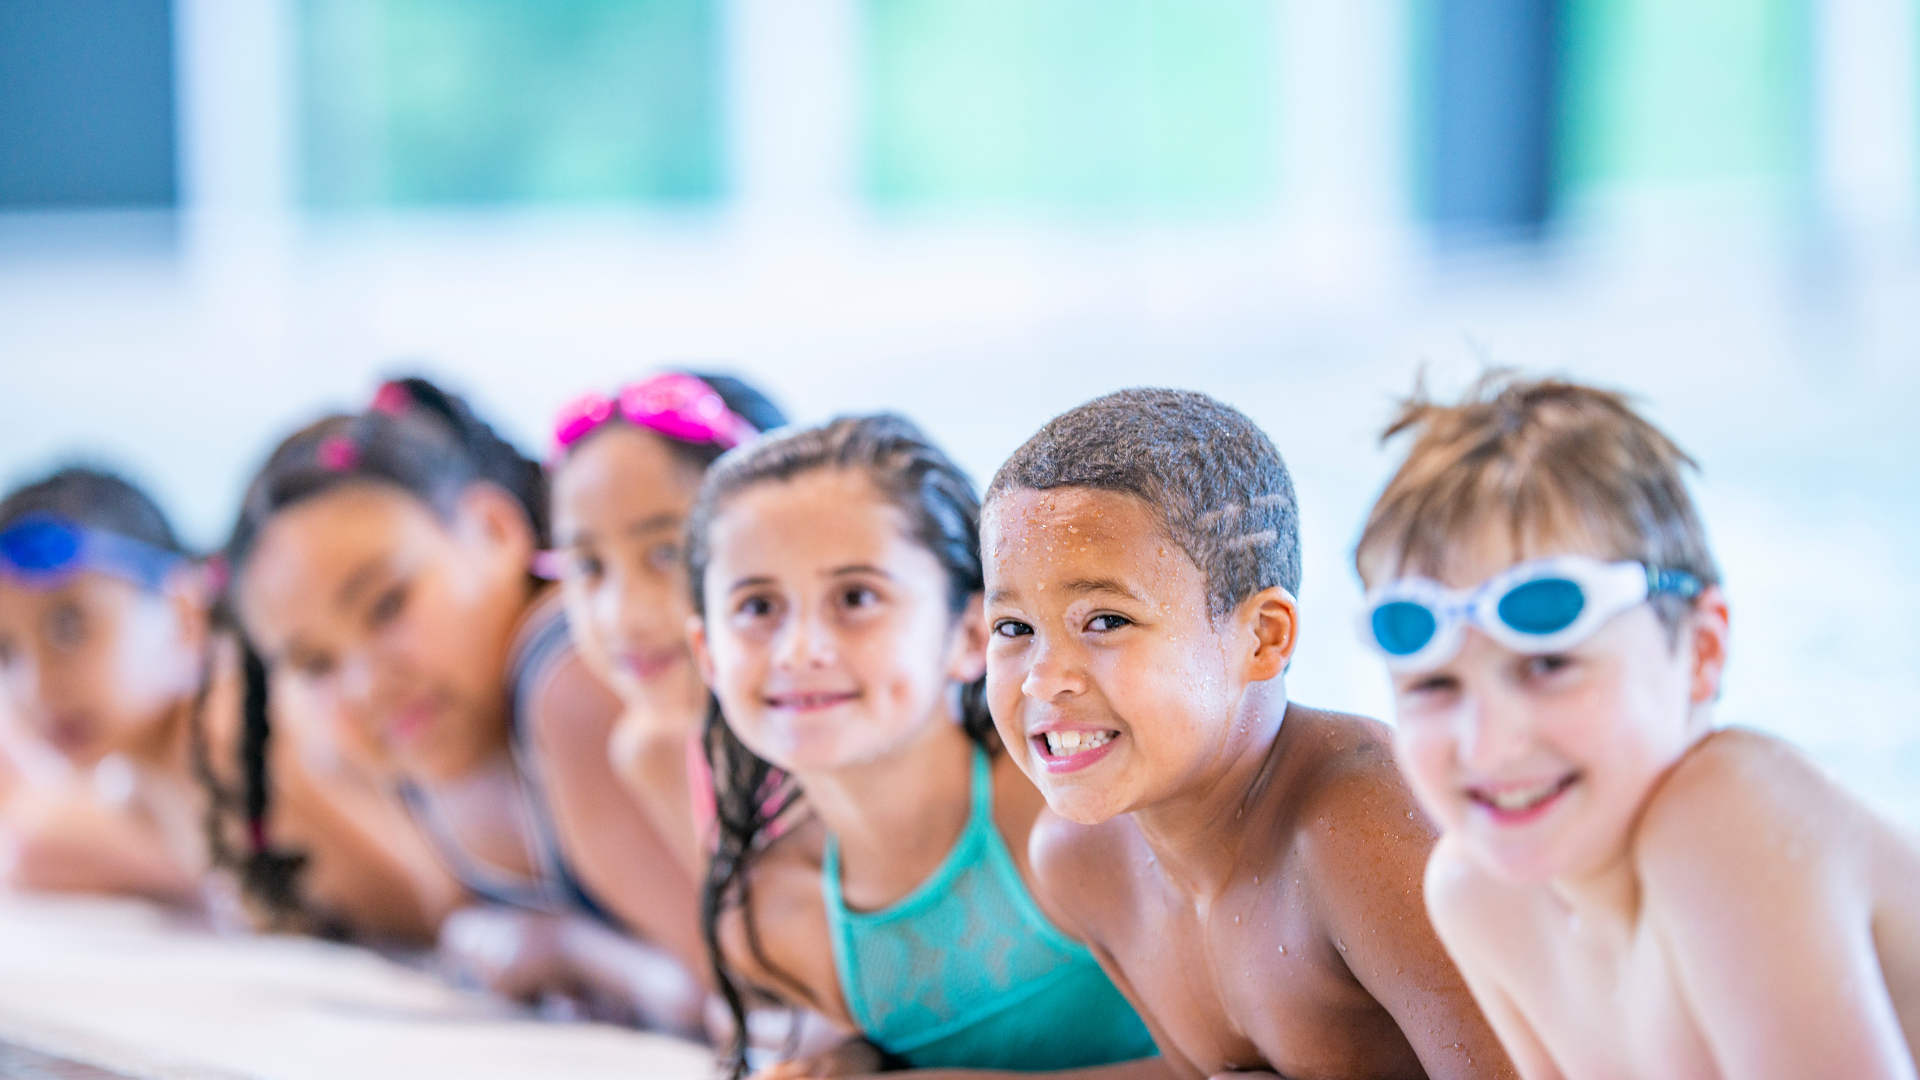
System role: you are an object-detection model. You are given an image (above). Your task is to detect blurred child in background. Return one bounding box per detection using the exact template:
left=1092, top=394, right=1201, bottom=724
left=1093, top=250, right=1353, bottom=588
left=1355, top=376, right=1920, bottom=1079
left=0, top=466, right=454, bottom=938
left=548, top=371, right=786, bottom=873
left=688, top=415, right=1160, bottom=1077
left=226, top=378, right=706, bottom=1034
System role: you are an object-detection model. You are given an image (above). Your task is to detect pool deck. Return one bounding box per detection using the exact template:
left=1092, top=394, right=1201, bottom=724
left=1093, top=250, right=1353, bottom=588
left=0, top=895, right=712, bottom=1080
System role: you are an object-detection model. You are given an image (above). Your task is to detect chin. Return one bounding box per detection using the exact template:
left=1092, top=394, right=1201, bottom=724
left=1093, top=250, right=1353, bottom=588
left=1037, top=780, right=1127, bottom=826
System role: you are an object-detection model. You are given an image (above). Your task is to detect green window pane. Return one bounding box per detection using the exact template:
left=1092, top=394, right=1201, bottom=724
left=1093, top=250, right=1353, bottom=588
left=1558, top=0, right=1809, bottom=192
left=298, top=0, right=723, bottom=207
left=864, top=0, right=1277, bottom=214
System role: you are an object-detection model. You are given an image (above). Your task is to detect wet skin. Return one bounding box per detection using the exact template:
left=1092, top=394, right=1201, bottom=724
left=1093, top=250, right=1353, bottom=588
left=983, top=487, right=1515, bottom=1080
left=1379, top=536, right=1920, bottom=1079
left=240, top=482, right=703, bottom=981
left=552, top=424, right=711, bottom=871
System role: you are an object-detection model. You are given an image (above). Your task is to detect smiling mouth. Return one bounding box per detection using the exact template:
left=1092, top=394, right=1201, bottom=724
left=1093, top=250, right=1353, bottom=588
left=1467, top=773, right=1579, bottom=818
left=765, top=691, right=859, bottom=712
left=619, top=649, right=684, bottom=681
left=1039, top=730, right=1116, bottom=757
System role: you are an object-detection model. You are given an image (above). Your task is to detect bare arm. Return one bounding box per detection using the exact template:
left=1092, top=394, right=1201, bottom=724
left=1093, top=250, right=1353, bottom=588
left=1, top=786, right=198, bottom=904
left=1311, top=761, right=1518, bottom=1080
left=1423, top=838, right=1566, bottom=1080
left=524, top=652, right=706, bottom=974
left=1644, top=737, right=1918, bottom=1080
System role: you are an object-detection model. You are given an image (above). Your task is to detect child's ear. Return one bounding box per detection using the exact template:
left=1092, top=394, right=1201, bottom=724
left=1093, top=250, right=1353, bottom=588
left=946, top=593, right=989, bottom=684
left=1240, top=585, right=1299, bottom=682
left=686, top=614, right=716, bottom=689
left=1685, top=585, right=1730, bottom=705
left=161, top=563, right=213, bottom=684
left=455, top=483, right=535, bottom=574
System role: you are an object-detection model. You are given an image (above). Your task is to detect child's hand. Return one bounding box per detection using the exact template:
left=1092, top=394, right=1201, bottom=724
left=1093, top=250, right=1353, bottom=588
left=748, top=1036, right=886, bottom=1079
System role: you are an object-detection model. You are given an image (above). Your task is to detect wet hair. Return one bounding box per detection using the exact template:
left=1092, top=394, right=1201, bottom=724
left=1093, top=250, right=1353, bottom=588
left=685, top=414, right=986, bottom=1077
left=215, top=375, right=546, bottom=930
left=0, top=466, right=190, bottom=561
left=1355, top=372, right=1719, bottom=637
left=986, top=388, right=1302, bottom=619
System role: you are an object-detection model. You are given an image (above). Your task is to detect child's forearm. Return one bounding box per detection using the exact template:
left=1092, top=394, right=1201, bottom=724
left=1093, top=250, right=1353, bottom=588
left=853, top=1057, right=1173, bottom=1080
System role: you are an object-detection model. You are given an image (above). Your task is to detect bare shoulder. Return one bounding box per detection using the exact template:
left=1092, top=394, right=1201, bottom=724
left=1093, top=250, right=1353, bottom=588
left=1278, top=706, right=1435, bottom=876
left=523, top=647, right=623, bottom=756
left=1635, top=728, right=1862, bottom=902
left=1420, top=831, right=1520, bottom=954
left=1023, top=804, right=1147, bottom=948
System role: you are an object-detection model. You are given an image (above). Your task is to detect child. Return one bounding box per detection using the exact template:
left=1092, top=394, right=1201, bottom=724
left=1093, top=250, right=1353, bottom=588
left=980, top=389, right=1515, bottom=1079
left=686, top=415, right=1161, bottom=1077
left=0, top=466, right=453, bottom=937
left=548, top=371, right=786, bottom=872
left=226, top=378, right=705, bottom=1032
left=1354, top=375, right=1920, bottom=1079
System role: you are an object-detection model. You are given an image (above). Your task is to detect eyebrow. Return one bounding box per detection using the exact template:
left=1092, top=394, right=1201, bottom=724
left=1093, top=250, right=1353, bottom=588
left=557, top=512, right=684, bottom=548
left=725, top=564, right=895, bottom=594
left=1062, top=577, right=1148, bottom=602
left=337, top=556, right=389, bottom=609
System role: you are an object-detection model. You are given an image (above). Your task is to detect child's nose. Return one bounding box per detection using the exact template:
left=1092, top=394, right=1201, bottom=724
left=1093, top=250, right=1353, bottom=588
left=1021, top=640, right=1086, bottom=701
left=773, top=608, right=836, bottom=669
left=1459, top=685, right=1533, bottom=772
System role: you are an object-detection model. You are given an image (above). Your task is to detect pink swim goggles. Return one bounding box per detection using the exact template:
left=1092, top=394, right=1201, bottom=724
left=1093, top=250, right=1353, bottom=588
left=551, top=373, right=757, bottom=456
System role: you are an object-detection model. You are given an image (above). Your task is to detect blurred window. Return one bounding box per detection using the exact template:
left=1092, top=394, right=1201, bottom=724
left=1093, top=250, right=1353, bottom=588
left=1557, top=0, right=1809, bottom=191
left=862, top=0, right=1276, bottom=214
left=0, top=0, right=177, bottom=209
left=297, top=0, right=723, bottom=208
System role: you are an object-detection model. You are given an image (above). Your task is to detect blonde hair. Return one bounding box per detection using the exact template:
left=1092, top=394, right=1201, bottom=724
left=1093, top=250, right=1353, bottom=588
left=1355, top=372, right=1718, bottom=633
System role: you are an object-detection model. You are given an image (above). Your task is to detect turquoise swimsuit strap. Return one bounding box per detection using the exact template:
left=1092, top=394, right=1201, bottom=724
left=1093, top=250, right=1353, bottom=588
left=822, top=745, right=1088, bottom=1039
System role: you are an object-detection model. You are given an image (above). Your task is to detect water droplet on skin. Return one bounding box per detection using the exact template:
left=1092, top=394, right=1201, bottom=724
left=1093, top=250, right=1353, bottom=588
left=1277, top=944, right=1286, bottom=955
left=1234, top=915, right=1240, bottom=925
left=1336, top=939, right=1347, bottom=953
left=1252, top=875, right=1259, bottom=885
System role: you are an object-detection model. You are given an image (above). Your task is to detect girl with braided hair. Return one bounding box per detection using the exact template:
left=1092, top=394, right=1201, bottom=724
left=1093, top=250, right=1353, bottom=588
left=226, top=377, right=707, bottom=1034
left=0, top=465, right=452, bottom=938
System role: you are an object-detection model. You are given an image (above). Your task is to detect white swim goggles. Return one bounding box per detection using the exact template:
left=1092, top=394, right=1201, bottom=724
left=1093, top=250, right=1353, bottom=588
left=1359, top=556, right=1703, bottom=673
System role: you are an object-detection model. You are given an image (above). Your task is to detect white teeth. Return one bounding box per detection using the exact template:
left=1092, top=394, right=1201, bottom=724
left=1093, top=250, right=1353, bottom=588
left=1042, top=730, right=1114, bottom=757
left=1482, top=777, right=1570, bottom=812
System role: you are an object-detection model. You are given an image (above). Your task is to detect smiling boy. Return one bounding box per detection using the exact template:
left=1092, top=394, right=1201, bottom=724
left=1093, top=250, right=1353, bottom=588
left=980, top=389, right=1514, bottom=1080
left=1354, top=376, right=1920, bottom=1079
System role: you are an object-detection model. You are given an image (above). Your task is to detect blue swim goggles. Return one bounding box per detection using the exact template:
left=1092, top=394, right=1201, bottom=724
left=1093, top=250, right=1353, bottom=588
left=1359, top=556, right=1703, bottom=673
left=0, top=514, right=186, bottom=592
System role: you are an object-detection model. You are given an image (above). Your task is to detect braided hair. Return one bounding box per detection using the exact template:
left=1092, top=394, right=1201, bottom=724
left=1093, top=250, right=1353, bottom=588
left=218, top=376, right=547, bottom=929
left=683, top=414, right=990, bottom=1077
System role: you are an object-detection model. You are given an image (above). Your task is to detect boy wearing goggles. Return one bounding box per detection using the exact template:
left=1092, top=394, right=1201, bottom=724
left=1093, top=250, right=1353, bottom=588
left=1356, top=376, right=1920, bottom=1079
left=982, top=389, right=1514, bottom=1080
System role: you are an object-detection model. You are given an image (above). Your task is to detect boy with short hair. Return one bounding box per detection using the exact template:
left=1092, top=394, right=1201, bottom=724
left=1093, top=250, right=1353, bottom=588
left=980, top=388, right=1515, bottom=1079
left=1354, top=375, right=1920, bottom=1079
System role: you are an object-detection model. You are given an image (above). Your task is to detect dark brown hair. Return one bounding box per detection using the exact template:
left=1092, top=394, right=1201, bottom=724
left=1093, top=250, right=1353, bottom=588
left=685, top=414, right=987, bottom=1078
left=1355, top=372, right=1720, bottom=633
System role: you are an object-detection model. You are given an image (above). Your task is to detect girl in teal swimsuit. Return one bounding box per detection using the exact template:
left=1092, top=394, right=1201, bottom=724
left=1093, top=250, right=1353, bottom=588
left=686, top=415, right=1159, bottom=1077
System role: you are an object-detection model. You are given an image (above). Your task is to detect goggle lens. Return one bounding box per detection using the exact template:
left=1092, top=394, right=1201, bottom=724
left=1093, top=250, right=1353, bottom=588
left=1495, top=577, right=1585, bottom=634
left=0, top=519, right=82, bottom=575
left=1371, top=600, right=1438, bottom=657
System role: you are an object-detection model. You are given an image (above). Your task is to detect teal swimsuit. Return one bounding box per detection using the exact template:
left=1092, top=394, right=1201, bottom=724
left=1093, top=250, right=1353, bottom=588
left=822, top=746, right=1159, bottom=1071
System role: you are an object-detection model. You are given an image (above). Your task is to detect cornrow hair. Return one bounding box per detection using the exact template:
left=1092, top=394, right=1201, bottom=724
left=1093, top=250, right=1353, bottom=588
left=684, top=414, right=989, bottom=1079
left=215, top=374, right=546, bottom=929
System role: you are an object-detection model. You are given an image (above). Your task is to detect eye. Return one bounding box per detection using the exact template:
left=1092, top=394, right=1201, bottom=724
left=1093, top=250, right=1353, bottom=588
left=1085, top=613, right=1131, bottom=633
left=737, top=594, right=777, bottom=619
left=0, top=635, right=14, bottom=667
left=1522, top=654, right=1575, bottom=680
left=837, top=585, right=880, bottom=610
left=43, top=602, right=85, bottom=650
left=572, top=552, right=606, bottom=581
left=1404, top=672, right=1460, bottom=697
left=991, top=619, right=1033, bottom=639
left=645, top=543, right=681, bottom=574
left=291, top=653, right=336, bottom=681
left=368, top=583, right=408, bottom=628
